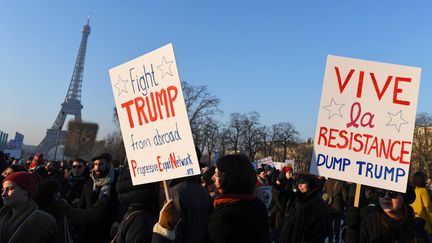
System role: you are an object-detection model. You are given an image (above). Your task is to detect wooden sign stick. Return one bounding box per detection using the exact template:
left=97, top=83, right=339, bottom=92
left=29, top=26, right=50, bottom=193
left=354, top=183, right=361, bottom=208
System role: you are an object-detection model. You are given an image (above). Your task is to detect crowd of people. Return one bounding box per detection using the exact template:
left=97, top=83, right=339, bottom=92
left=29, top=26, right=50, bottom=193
left=0, top=150, right=431, bottom=243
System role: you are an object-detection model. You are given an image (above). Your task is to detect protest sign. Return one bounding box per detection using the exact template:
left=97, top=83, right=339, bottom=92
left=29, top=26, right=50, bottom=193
left=256, top=156, right=273, bottom=166
left=273, top=162, right=286, bottom=171
left=109, top=43, right=200, bottom=185
left=310, top=55, right=421, bottom=192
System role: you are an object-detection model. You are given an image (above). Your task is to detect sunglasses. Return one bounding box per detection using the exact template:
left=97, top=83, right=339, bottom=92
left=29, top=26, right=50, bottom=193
left=377, top=190, right=401, bottom=199
left=72, top=165, right=83, bottom=169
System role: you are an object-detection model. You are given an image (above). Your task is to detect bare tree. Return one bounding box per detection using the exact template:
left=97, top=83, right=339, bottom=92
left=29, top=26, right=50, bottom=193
left=201, top=117, right=220, bottom=166
left=289, top=143, right=313, bottom=172
left=227, top=113, right=245, bottom=153
left=95, top=107, right=126, bottom=164
left=64, top=121, right=98, bottom=160
left=258, top=126, right=272, bottom=157
left=190, top=117, right=207, bottom=154
left=415, top=113, right=432, bottom=127
left=268, top=125, right=280, bottom=159
left=273, top=122, right=299, bottom=161
left=103, top=131, right=126, bottom=162
left=182, top=81, right=221, bottom=138
left=217, top=127, right=232, bottom=156
left=412, top=113, right=432, bottom=176
left=241, top=112, right=265, bottom=161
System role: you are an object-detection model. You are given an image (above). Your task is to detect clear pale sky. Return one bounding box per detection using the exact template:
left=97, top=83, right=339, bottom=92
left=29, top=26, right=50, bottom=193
left=1, top=1, right=431, bottom=146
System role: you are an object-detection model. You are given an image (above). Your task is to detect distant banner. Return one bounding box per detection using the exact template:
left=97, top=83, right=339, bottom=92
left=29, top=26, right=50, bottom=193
left=256, top=156, right=273, bottom=166
left=109, top=43, right=200, bottom=185
left=310, top=55, right=421, bottom=193
left=273, top=162, right=285, bottom=171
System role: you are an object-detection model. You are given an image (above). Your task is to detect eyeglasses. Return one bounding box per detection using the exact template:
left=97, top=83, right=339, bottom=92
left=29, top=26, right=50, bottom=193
left=72, top=165, right=83, bottom=169
left=378, top=190, right=401, bottom=199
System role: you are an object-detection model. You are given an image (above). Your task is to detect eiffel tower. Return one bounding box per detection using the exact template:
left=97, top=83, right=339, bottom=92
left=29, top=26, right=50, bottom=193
left=36, top=19, right=91, bottom=158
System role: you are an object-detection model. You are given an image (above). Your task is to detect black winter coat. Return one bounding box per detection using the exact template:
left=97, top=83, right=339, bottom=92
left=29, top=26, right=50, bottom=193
left=77, top=170, right=119, bottom=243
left=66, top=168, right=90, bottom=204
left=278, top=188, right=330, bottom=243
left=208, top=196, right=271, bottom=243
left=114, top=208, right=156, bottom=243
left=114, top=171, right=160, bottom=243
left=272, top=176, right=294, bottom=229
left=170, top=180, right=211, bottom=243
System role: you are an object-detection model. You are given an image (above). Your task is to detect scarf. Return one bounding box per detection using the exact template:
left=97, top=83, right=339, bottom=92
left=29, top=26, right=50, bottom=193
left=68, top=173, right=87, bottom=185
left=213, top=193, right=256, bottom=208
left=90, top=167, right=114, bottom=191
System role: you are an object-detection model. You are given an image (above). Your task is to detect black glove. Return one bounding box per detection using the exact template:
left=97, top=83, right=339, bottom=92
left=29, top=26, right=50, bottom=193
left=346, top=206, right=360, bottom=228
left=99, top=185, right=111, bottom=199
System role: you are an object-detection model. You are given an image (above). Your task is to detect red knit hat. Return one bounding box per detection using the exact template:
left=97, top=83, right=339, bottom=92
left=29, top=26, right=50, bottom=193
left=282, top=166, right=293, bottom=174
left=3, top=171, right=39, bottom=197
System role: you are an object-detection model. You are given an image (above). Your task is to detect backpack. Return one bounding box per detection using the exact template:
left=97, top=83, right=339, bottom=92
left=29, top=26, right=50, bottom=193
left=321, top=181, right=339, bottom=206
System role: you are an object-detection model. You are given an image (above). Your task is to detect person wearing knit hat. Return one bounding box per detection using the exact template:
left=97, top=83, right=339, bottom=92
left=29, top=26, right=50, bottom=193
left=273, top=166, right=295, bottom=231
left=281, top=166, right=293, bottom=180
left=0, top=172, right=56, bottom=243
left=2, top=171, right=39, bottom=200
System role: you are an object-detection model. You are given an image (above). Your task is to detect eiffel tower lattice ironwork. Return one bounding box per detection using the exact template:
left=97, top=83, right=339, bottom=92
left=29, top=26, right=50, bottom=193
left=36, top=20, right=91, bottom=158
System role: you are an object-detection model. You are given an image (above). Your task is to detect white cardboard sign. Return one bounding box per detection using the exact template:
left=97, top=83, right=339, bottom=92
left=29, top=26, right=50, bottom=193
left=109, top=43, right=200, bottom=185
left=310, top=55, right=421, bottom=192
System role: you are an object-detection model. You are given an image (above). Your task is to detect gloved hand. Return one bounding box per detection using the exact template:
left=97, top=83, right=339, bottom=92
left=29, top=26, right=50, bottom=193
left=99, top=185, right=111, bottom=198
left=153, top=199, right=181, bottom=241
left=158, top=199, right=181, bottom=230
